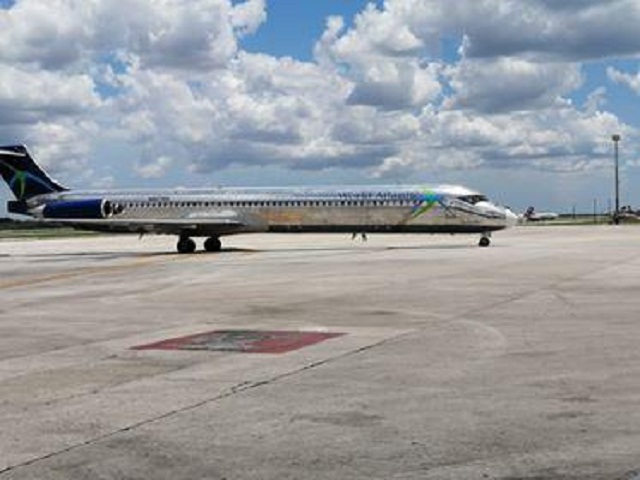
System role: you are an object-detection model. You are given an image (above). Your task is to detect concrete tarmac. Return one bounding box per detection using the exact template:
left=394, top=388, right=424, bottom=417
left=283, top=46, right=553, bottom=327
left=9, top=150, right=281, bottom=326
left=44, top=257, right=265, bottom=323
left=1, top=227, right=640, bottom=479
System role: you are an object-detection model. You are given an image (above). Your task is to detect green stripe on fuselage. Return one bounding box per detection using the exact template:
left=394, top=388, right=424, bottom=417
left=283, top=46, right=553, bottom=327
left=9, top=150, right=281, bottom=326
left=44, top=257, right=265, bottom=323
left=410, top=191, right=443, bottom=219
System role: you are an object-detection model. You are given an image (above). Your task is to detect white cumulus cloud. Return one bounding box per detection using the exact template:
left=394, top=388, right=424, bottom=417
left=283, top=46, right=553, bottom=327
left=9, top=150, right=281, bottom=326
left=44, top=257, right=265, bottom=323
left=607, top=67, right=640, bottom=95
left=0, top=0, right=636, bottom=201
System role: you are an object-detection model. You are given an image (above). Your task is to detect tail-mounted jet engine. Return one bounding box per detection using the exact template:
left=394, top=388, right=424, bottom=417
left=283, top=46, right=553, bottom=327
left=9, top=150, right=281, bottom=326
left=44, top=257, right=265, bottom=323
left=42, top=199, right=119, bottom=219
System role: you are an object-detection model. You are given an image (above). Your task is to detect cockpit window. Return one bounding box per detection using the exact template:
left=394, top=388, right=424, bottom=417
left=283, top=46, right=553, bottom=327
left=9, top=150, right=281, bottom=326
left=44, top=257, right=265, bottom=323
left=458, top=195, right=488, bottom=205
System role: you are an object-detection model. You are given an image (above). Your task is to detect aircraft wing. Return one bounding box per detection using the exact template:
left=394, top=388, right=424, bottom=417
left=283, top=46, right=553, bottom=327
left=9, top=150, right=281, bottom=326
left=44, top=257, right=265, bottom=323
left=39, top=217, right=255, bottom=236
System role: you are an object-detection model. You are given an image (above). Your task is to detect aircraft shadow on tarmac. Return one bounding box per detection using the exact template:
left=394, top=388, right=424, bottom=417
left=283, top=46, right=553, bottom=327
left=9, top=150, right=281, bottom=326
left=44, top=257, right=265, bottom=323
left=6, top=248, right=257, bottom=259
left=218, top=244, right=475, bottom=254
left=5, top=243, right=477, bottom=259
left=6, top=251, right=176, bottom=260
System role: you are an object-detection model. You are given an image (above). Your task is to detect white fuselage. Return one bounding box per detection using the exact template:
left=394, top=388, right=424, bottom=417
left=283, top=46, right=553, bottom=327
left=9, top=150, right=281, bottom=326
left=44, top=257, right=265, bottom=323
left=28, top=184, right=518, bottom=236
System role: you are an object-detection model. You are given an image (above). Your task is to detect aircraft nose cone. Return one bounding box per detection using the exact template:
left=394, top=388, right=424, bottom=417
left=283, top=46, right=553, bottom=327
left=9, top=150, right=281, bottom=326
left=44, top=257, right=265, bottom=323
left=505, top=208, right=518, bottom=227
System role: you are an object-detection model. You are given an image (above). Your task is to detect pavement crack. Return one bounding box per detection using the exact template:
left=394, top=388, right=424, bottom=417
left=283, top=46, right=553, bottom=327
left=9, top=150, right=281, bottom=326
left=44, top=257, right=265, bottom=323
left=458, top=253, right=640, bottom=321
left=0, top=333, right=402, bottom=476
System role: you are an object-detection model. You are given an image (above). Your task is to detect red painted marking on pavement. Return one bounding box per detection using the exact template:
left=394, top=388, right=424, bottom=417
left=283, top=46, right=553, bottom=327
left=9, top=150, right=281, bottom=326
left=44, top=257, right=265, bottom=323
left=133, top=330, right=345, bottom=354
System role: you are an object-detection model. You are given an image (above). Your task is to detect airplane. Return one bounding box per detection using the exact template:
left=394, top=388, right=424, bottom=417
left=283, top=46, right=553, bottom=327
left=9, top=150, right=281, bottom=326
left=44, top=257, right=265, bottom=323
left=0, top=145, right=518, bottom=253
left=521, top=206, right=559, bottom=222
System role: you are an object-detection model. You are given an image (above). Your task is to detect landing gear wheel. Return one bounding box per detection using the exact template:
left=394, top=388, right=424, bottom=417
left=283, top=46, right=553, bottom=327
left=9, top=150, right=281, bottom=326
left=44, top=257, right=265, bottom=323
left=204, top=236, right=222, bottom=252
left=177, top=237, right=196, bottom=254
left=479, top=236, right=491, bottom=247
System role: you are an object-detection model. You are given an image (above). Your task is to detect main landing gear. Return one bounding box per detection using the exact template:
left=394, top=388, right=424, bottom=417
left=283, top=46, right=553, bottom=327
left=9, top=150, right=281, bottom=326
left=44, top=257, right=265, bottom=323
left=176, top=236, right=222, bottom=253
left=204, top=236, right=222, bottom=252
left=478, top=233, right=491, bottom=247
left=177, top=235, right=196, bottom=254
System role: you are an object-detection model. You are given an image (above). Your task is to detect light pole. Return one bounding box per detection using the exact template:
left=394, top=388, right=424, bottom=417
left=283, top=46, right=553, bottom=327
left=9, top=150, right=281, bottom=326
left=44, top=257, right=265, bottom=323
left=612, top=134, right=621, bottom=223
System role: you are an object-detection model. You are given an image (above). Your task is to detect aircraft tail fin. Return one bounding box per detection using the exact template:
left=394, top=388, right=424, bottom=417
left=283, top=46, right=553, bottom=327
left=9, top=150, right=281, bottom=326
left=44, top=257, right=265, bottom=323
left=0, top=145, right=67, bottom=200
left=523, top=206, right=535, bottom=220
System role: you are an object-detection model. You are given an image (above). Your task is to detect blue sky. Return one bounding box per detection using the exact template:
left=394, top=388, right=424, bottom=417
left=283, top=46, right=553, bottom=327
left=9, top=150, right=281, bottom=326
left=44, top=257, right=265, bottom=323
left=241, top=0, right=382, bottom=61
left=1, top=0, right=640, bottom=214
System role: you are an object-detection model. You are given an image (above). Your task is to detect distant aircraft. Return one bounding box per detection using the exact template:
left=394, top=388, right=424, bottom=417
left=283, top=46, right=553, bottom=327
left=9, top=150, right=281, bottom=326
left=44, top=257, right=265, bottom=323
left=521, top=206, right=559, bottom=222
left=0, top=145, right=518, bottom=252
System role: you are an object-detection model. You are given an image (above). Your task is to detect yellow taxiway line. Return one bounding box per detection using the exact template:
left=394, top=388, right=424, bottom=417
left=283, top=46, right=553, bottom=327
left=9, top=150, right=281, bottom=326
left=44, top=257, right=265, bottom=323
left=0, top=254, right=192, bottom=290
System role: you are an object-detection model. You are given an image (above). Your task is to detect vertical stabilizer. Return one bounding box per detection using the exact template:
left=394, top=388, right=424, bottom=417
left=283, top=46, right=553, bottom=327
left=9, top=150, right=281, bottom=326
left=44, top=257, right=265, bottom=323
left=0, top=145, right=67, bottom=200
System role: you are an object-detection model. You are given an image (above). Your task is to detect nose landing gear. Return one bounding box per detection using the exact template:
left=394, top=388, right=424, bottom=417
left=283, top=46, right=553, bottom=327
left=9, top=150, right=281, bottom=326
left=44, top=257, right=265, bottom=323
left=478, top=233, right=491, bottom=247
